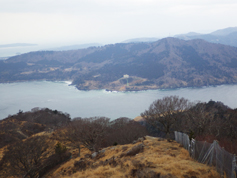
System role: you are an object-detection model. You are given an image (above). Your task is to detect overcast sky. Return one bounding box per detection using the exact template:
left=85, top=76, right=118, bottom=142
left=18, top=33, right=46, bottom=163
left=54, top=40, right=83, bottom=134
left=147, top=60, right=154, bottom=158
left=0, top=0, right=237, bottom=45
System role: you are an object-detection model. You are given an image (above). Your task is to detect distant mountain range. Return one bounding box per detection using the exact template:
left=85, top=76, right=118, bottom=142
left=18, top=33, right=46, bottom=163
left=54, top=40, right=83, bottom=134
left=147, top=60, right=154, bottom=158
left=175, top=27, right=237, bottom=47
left=0, top=43, right=37, bottom=48
left=121, top=27, right=237, bottom=47
left=121, top=37, right=160, bottom=43
left=48, top=43, right=102, bottom=51
left=1, top=37, right=237, bottom=91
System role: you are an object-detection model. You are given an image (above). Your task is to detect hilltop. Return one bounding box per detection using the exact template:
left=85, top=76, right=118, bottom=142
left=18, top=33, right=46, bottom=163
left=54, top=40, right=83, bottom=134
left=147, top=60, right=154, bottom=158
left=1, top=37, right=237, bottom=91
left=44, top=136, right=220, bottom=178
left=0, top=108, right=70, bottom=149
left=0, top=131, right=220, bottom=178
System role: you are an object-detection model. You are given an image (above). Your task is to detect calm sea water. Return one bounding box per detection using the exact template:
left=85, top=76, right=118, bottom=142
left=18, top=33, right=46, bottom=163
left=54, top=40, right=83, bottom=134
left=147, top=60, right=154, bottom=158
left=0, top=81, right=237, bottom=120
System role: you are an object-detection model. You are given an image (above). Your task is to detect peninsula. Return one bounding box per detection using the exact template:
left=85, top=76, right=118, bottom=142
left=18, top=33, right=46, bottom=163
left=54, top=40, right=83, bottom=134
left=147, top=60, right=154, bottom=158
left=1, top=38, right=237, bottom=91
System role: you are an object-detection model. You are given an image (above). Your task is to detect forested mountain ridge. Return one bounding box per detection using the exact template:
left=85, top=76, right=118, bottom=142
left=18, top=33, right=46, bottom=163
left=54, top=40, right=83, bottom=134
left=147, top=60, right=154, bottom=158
left=1, top=37, right=237, bottom=91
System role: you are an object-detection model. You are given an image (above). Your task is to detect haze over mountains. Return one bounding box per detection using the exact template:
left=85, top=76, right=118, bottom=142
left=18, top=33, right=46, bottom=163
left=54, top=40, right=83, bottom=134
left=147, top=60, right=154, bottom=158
left=0, top=43, right=38, bottom=48
left=1, top=26, right=237, bottom=58
left=47, top=43, right=102, bottom=51
left=119, top=27, right=237, bottom=47
left=1, top=32, right=237, bottom=91
left=175, top=27, right=237, bottom=47
left=121, top=37, right=160, bottom=44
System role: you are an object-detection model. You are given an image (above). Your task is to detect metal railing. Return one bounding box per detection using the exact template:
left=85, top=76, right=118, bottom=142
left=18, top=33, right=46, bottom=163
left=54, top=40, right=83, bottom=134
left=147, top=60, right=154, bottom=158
left=174, top=131, right=236, bottom=178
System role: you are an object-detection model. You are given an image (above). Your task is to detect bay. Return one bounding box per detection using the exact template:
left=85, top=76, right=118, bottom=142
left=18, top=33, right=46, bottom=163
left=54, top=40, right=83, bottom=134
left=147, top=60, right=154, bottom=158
left=0, top=81, right=237, bottom=120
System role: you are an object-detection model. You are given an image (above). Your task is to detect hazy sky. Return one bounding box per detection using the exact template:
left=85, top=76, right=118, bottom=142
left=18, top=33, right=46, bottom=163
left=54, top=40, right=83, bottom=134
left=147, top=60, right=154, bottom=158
left=1, top=0, right=237, bottom=45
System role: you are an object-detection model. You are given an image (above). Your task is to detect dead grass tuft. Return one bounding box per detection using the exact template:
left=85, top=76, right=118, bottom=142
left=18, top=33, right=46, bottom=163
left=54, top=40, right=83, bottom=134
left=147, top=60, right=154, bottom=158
left=120, top=143, right=144, bottom=157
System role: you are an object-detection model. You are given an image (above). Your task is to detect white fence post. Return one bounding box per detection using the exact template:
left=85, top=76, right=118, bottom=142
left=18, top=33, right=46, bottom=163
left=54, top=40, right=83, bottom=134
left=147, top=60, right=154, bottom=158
left=191, top=138, right=195, bottom=159
left=232, top=154, right=236, bottom=178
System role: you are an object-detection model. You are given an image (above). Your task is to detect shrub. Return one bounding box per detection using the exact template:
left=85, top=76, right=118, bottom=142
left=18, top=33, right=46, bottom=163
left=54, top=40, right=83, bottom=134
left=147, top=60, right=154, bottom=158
left=55, top=142, right=67, bottom=155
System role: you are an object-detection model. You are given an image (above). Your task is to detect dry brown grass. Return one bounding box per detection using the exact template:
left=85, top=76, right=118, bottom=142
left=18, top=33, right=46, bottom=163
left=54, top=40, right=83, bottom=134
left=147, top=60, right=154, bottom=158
left=0, top=146, right=7, bottom=160
left=47, top=136, right=221, bottom=178
left=0, top=133, right=222, bottom=178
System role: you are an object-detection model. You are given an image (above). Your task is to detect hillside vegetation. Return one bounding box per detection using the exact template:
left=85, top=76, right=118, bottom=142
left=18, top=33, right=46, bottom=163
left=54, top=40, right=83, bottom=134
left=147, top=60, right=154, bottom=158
left=0, top=96, right=236, bottom=177
left=1, top=38, right=237, bottom=91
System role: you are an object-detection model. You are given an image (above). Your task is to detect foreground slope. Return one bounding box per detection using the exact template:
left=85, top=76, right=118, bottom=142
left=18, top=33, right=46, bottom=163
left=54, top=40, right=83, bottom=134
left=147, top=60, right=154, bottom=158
left=1, top=37, right=237, bottom=90
left=45, top=136, right=220, bottom=178
left=0, top=130, right=221, bottom=177
left=0, top=106, right=229, bottom=178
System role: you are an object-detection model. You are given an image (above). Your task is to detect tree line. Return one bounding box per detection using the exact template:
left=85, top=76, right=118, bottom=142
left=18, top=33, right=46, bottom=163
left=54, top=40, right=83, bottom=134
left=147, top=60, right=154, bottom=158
left=141, top=96, right=237, bottom=154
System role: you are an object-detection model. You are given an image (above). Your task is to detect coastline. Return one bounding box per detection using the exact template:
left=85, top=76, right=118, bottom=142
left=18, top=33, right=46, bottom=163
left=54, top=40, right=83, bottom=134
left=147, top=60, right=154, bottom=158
left=1, top=79, right=237, bottom=92
left=76, top=83, right=237, bottom=92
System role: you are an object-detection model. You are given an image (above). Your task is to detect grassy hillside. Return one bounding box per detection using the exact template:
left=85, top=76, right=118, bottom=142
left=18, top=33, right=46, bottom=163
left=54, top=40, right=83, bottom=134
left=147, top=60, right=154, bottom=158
left=0, top=133, right=221, bottom=178
left=47, top=136, right=221, bottom=178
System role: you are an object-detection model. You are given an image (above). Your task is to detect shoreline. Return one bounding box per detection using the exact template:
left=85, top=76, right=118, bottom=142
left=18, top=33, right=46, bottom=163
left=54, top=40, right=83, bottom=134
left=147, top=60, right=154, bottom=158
left=1, top=80, right=237, bottom=92
left=76, top=83, right=237, bottom=92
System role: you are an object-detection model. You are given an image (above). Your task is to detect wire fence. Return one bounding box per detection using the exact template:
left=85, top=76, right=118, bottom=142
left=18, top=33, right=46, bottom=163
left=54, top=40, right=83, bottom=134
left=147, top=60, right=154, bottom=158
left=174, top=131, right=236, bottom=178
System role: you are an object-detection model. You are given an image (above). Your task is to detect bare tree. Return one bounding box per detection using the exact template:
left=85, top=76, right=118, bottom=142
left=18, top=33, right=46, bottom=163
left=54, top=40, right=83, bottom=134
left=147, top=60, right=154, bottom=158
left=223, top=109, right=237, bottom=141
left=141, top=95, right=192, bottom=138
left=56, top=118, right=83, bottom=157
left=59, top=117, right=110, bottom=154
left=107, top=117, right=148, bottom=145
left=185, top=102, right=213, bottom=135
left=185, top=101, right=231, bottom=138
left=2, top=135, right=53, bottom=178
